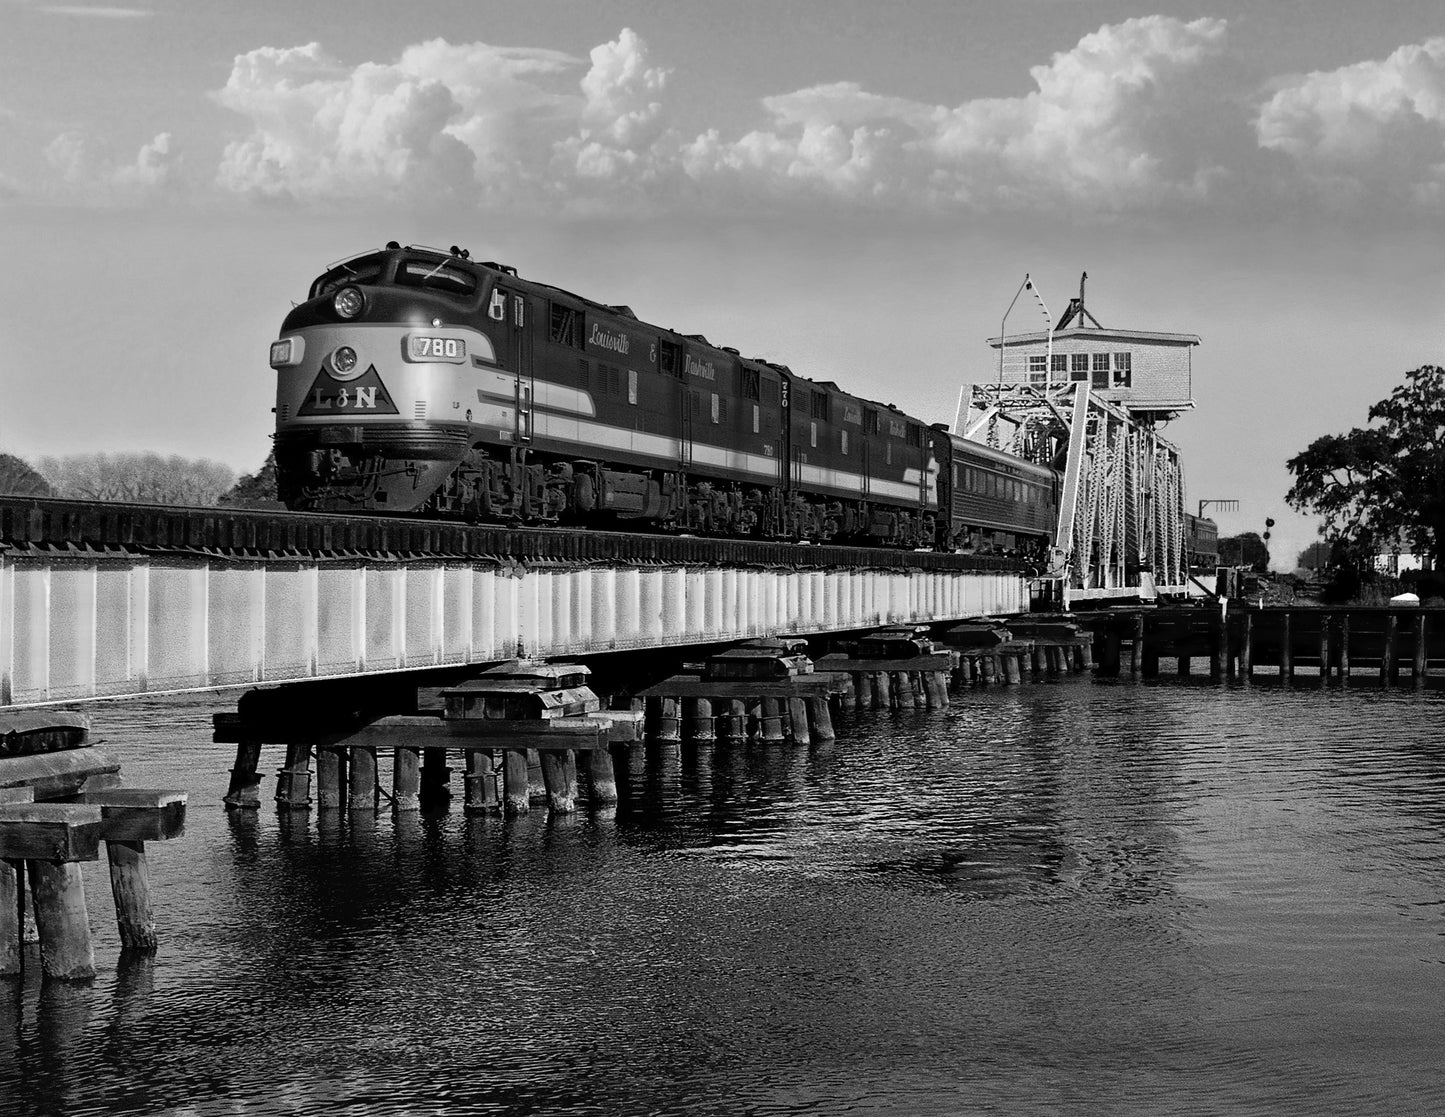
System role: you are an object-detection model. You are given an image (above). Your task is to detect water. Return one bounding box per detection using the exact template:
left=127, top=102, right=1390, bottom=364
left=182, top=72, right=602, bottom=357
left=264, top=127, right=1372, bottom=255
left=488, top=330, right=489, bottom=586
left=3, top=679, right=1444, bottom=1116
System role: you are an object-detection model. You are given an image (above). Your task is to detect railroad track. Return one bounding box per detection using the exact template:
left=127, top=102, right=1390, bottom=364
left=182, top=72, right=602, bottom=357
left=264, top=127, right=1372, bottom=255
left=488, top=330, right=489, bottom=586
left=0, top=497, right=1023, bottom=572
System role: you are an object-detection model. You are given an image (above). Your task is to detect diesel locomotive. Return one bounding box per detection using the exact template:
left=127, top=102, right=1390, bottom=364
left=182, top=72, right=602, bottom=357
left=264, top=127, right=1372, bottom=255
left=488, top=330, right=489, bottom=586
left=271, top=243, right=1059, bottom=555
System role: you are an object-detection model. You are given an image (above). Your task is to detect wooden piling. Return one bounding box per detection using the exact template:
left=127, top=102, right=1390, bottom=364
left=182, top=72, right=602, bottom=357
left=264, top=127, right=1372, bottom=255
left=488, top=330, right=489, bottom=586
left=27, top=862, right=94, bottom=981
left=959, top=656, right=975, bottom=686
left=1318, top=617, right=1331, bottom=684
left=1130, top=614, right=1145, bottom=677
left=759, top=699, right=787, bottom=744
left=787, top=697, right=811, bottom=746
left=806, top=697, right=836, bottom=745
left=980, top=655, right=997, bottom=685
left=348, top=746, right=378, bottom=811
left=583, top=749, right=619, bottom=805
left=539, top=750, right=577, bottom=813
left=1002, top=654, right=1022, bottom=686
left=1382, top=612, right=1398, bottom=685
left=274, top=742, right=312, bottom=810
left=392, top=748, right=421, bottom=812
left=420, top=747, right=449, bottom=807
left=892, top=671, right=913, bottom=709
left=1414, top=613, right=1427, bottom=688
left=1, top=859, right=21, bottom=975
left=851, top=673, right=869, bottom=711
left=1239, top=611, right=1252, bottom=681
left=315, top=747, right=345, bottom=809
left=502, top=750, right=530, bottom=815
left=463, top=751, right=501, bottom=813
left=105, top=840, right=155, bottom=952
left=684, top=698, right=715, bottom=744
left=722, top=699, right=747, bottom=744
left=1340, top=614, right=1351, bottom=682
left=526, top=749, right=547, bottom=803
left=222, top=739, right=263, bottom=809
left=1280, top=612, right=1293, bottom=682
left=1210, top=612, right=1227, bottom=680
left=1101, top=627, right=1121, bottom=677
left=625, top=742, right=647, bottom=783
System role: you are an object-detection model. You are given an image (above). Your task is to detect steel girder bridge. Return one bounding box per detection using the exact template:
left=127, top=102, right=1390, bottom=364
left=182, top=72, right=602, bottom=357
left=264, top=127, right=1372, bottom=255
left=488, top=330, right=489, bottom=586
left=965, top=382, right=1189, bottom=605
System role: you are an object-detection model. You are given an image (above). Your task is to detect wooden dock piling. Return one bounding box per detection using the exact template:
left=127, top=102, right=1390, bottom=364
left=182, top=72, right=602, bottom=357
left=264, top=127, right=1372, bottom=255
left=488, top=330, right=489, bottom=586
left=392, top=748, right=421, bottom=811
left=1414, top=614, right=1428, bottom=687
left=1382, top=612, right=1398, bottom=684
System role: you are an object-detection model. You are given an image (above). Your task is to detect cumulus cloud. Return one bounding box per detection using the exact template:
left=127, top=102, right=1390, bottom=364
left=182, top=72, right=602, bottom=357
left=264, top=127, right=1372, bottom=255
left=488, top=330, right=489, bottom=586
left=213, top=36, right=620, bottom=203
left=1256, top=38, right=1445, bottom=202
left=682, top=16, right=1230, bottom=209
left=112, top=132, right=176, bottom=188
left=41, top=128, right=179, bottom=198
left=44, top=130, right=89, bottom=182
left=211, top=21, right=1233, bottom=212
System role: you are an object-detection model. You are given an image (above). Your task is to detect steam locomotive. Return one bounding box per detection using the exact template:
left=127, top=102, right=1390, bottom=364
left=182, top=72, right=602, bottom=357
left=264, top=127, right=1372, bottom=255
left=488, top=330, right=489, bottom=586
left=270, top=243, right=1059, bottom=556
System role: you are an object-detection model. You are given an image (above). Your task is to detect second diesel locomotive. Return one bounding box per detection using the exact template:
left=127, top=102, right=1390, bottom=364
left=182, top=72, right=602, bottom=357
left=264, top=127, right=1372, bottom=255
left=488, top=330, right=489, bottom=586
left=270, top=243, right=1058, bottom=556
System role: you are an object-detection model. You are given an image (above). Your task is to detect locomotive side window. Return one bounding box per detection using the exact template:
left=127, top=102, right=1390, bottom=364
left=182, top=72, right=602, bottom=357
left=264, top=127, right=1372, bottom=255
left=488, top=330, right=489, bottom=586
left=549, top=303, right=584, bottom=348
left=865, top=410, right=880, bottom=435
left=659, top=341, right=680, bottom=378
left=907, top=424, right=923, bottom=448
left=395, top=260, right=477, bottom=297
left=841, top=430, right=849, bottom=455
left=811, top=391, right=828, bottom=420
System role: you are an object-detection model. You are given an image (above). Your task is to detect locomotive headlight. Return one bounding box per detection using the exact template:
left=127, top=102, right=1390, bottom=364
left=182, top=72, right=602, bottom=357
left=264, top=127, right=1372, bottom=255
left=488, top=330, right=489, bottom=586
left=330, top=346, right=359, bottom=377
left=333, top=286, right=365, bottom=319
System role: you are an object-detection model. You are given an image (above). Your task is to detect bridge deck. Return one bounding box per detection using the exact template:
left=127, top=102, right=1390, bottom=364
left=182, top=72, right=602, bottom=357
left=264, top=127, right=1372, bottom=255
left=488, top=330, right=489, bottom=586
left=0, top=498, right=1027, bottom=709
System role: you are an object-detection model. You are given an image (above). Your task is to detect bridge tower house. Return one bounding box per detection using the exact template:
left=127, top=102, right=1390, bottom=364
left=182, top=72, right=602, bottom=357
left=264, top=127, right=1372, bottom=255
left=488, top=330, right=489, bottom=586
left=963, top=273, right=1200, bottom=605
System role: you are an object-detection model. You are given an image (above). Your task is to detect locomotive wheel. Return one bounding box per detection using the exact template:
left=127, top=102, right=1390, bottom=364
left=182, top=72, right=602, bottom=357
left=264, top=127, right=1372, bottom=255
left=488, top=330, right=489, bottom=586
left=574, top=472, right=596, bottom=513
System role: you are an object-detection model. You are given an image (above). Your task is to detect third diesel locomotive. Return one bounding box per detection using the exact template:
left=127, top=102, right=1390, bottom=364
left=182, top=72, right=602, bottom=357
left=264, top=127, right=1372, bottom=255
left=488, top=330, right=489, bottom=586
left=270, top=243, right=1058, bottom=556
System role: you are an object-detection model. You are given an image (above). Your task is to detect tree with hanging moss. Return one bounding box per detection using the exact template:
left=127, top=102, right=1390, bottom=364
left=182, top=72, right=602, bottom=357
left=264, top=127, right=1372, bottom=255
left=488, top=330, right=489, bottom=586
left=1286, top=364, right=1445, bottom=568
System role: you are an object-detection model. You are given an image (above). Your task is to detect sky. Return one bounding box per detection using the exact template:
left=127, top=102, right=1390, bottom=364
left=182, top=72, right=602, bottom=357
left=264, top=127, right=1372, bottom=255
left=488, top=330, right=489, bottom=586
left=2, top=0, right=1444, bottom=569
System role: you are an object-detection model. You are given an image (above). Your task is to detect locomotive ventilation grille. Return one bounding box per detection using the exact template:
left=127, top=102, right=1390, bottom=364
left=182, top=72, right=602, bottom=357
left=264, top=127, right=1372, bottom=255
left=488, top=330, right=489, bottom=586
left=414, top=401, right=427, bottom=420
left=280, top=403, right=290, bottom=421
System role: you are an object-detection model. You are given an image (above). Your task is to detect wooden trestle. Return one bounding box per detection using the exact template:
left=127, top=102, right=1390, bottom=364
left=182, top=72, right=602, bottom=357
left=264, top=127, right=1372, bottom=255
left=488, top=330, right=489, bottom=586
left=1077, top=604, right=1445, bottom=686
left=0, top=716, right=187, bottom=981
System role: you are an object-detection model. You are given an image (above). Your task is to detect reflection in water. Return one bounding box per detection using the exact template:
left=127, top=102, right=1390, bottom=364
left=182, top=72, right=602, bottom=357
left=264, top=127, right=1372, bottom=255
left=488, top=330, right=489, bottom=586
left=0, top=683, right=1443, bottom=1115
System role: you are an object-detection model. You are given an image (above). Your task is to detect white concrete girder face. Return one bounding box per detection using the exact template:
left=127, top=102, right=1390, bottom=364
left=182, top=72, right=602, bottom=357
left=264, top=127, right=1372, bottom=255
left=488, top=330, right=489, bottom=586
left=0, top=556, right=1025, bottom=708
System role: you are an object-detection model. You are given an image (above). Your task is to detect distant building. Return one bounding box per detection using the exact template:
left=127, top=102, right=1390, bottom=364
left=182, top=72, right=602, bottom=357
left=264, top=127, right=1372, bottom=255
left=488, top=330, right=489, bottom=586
left=1374, top=546, right=1427, bottom=577
left=984, top=274, right=1200, bottom=424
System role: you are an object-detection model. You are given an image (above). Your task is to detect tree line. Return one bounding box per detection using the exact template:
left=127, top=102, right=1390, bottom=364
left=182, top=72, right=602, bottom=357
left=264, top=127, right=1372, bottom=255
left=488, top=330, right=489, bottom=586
left=0, top=450, right=279, bottom=508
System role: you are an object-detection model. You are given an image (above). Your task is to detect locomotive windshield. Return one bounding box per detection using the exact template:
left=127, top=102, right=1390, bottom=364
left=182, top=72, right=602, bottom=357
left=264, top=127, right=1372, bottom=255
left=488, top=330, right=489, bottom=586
left=306, top=252, right=479, bottom=302
left=393, top=258, right=477, bottom=297
left=309, top=254, right=386, bottom=300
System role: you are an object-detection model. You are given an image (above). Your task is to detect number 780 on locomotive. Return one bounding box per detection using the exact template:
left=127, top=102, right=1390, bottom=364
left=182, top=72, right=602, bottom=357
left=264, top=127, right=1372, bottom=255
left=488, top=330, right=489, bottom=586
left=270, top=242, right=1059, bottom=558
